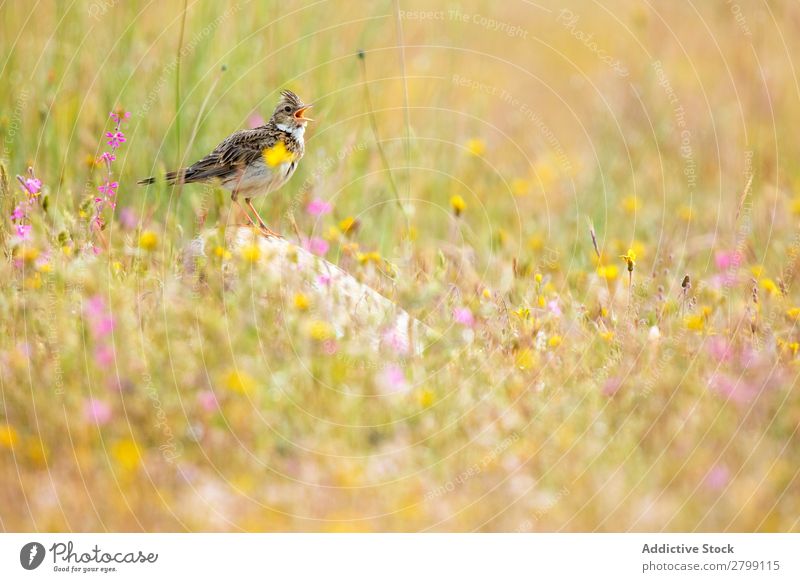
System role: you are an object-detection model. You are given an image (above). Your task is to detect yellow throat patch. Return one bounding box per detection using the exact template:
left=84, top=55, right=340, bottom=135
left=263, top=141, right=295, bottom=167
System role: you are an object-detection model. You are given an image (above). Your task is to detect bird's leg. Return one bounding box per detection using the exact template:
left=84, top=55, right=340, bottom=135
left=231, top=191, right=259, bottom=230
left=246, top=198, right=282, bottom=238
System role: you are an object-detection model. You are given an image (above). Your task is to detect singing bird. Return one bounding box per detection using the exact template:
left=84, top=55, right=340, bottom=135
left=138, top=90, right=312, bottom=237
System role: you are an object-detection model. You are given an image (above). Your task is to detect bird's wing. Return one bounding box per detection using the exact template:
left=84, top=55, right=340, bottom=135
left=185, top=128, right=279, bottom=182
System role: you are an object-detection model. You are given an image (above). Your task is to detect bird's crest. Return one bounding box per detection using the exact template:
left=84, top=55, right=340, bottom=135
left=280, top=89, right=303, bottom=107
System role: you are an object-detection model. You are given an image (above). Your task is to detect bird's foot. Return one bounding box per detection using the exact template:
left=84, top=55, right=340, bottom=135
left=258, top=224, right=282, bottom=239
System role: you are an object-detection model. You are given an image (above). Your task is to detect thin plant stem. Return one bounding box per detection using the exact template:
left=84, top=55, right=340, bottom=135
left=357, top=51, right=408, bottom=223
left=392, top=0, right=412, bottom=215
left=175, top=0, right=188, bottom=167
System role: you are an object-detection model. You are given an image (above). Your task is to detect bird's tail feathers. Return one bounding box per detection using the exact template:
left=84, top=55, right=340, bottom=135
left=137, top=169, right=187, bottom=186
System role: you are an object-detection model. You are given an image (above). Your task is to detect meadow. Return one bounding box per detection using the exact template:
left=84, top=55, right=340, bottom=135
left=1, top=0, right=799, bottom=531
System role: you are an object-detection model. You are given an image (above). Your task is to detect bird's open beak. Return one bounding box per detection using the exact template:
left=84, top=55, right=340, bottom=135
left=294, top=104, right=314, bottom=122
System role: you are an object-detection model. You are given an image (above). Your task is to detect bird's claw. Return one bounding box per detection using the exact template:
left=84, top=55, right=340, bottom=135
left=258, top=225, right=282, bottom=239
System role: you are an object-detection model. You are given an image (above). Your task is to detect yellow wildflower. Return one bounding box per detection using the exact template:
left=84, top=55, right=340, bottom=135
left=786, top=307, right=800, bottom=320
left=511, top=178, right=530, bottom=196
left=513, top=306, right=530, bottom=320
left=224, top=370, right=256, bottom=394
left=515, top=348, right=535, bottom=370
left=339, top=216, right=359, bottom=234
left=293, top=293, right=310, bottom=311
left=620, top=249, right=636, bottom=272
left=417, top=388, right=435, bottom=408
left=25, top=274, right=42, bottom=289
left=357, top=251, right=382, bottom=265
left=630, top=241, right=646, bottom=259
left=599, top=330, right=614, bottom=342
left=622, top=196, right=638, bottom=214
left=0, top=424, right=19, bottom=448
left=138, top=230, right=158, bottom=251
left=240, top=243, right=261, bottom=263
left=685, top=307, right=712, bottom=332
left=263, top=141, right=295, bottom=167
left=528, top=235, right=544, bottom=251
left=533, top=160, right=556, bottom=189
left=112, top=438, right=141, bottom=472
left=534, top=273, right=543, bottom=284
left=760, top=278, right=780, bottom=296
left=685, top=315, right=705, bottom=331
left=214, top=245, right=232, bottom=260
left=308, top=320, right=334, bottom=341
left=450, top=194, right=466, bottom=216
left=678, top=205, right=693, bottom=222
left=548, top=335, right=562, bottom=348
left=791, top=197, right=800, bottom=215
left=324, top=226, right=342, bottom=241
left=26, top=437, right=47, bottom=467
left=466, top=138, right=485, bottom=156
left=597, top=265, right=619, bottom=280
left=20, top=246, right=39, bottom=262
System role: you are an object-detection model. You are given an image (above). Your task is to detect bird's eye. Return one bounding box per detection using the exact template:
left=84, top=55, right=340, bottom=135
left=283, top=105, right=292, bottom=113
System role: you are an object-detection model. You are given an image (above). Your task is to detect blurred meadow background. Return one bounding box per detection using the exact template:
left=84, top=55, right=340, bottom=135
left=1, top=0, right=800, bottom=531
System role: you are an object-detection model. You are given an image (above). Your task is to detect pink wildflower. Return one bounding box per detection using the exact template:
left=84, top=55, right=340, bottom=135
left=109, top=111, right=130, bottom=125
left=23, top=178, right=42, bottom=195
left=303, top=237, right=330, bottom=256
left=11, top=168, right=44, bottom=239
left=198, top=390, right=219, bottom=412
left=16, top=224, right=31, bottom=240
left=603, top=377, right=623, bottom=397
left=381, top=328, right=409, bottom=355
left=453, top=307, right=475, bottom=327
left=547, top=299, right=562, bottom=317
left=92, top=317, right=114, bottom=338
left=704, top=464, right=731, bottom=491
left=83, top=398, right=112, bottom=425
left=707, top=337, right=732, bottom=362
left=119, top=207, right=138, bottom=229
left=93, top=345, right=115, bottom=367
left=377, top=363, right=408, bottom=394
left=708, top=374, right=755, bottom=405
left=306, top=198, right=333, bottom=216
left=94, top=110, right=129, bottom=228
left=97, top=181, right=118, bottom=196
left=105, top=131, right=126, bottom=148
left=85, top=295, right=107, bottom=319
left=85, top=295, right=114, bottom=338
left=248, top=113, right=266, bottom=128
left=714, top=250, right=740, bottom=271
